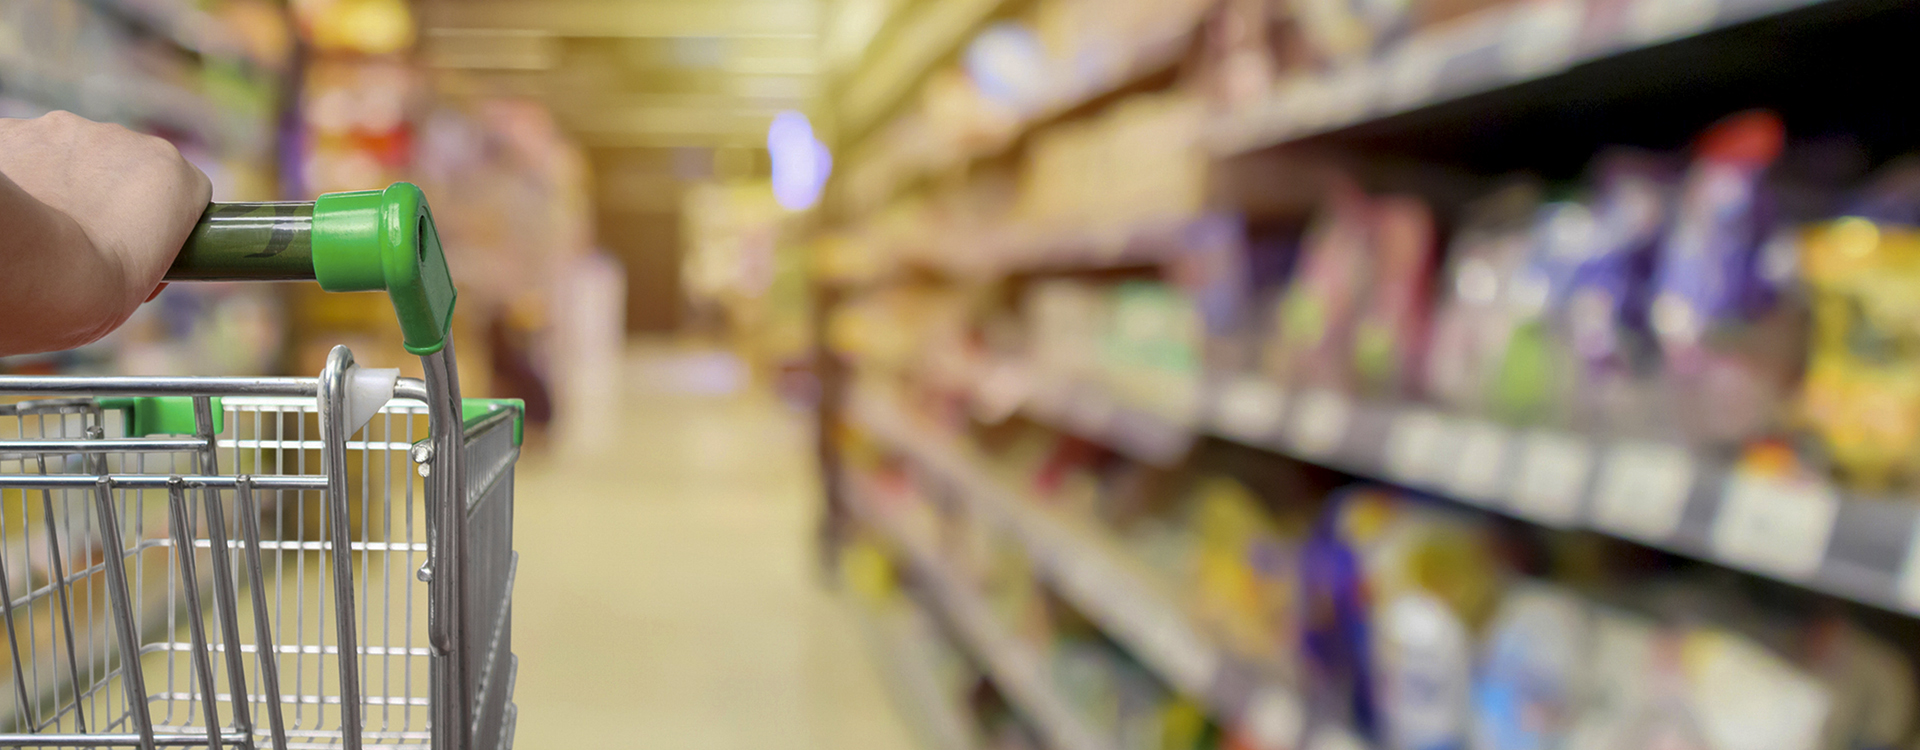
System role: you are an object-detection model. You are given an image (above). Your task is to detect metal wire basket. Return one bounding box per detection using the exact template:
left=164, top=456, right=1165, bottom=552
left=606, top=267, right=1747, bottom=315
left=0, top=184, right=520, bottom=750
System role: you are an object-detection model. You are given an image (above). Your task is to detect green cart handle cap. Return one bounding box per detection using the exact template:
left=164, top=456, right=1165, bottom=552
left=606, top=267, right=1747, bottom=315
left=311, top=182, right=458, bottom=355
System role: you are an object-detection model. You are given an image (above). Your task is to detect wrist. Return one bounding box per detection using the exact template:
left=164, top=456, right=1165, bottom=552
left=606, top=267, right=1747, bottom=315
left=0, top=204, right=131, bottom=355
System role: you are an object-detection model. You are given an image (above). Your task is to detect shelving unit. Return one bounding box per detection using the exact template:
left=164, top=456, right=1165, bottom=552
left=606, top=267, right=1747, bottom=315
left=1206, top=0, right=1849, bottom=156
left=844, top=24, right=1198, bottom=214
left=854, top=394, right=1306, bottom=748
left=816, top=0, right=1920, bottom=748
left=0, top=0, right=282, bottom=154
left=83, top=0, right=217, bottom=60
left=839, top=0, right=1019, bottom=139
left=934, top=357, right=1920, bottom=617
left=850, top=598, right=985, bottom=750
left=844, top=474, right=1120, bottom=750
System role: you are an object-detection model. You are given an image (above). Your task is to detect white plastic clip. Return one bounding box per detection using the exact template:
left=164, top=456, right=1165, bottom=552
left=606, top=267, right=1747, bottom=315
left=341, top=365, right=400, bottom=437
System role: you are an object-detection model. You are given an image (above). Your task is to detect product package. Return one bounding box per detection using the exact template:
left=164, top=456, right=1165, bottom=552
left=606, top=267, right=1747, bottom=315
left=1798, top=160, right=1920, bottom=493
left=1650, top=110, right=1804, bottom=445
left=1352, top=195, right=1441, bottom=399
left=1301, top=487, right=1506, bottom=748
left=1424, top=182, right=1542, bottom=414
left=1265, top=181, right=1383, bottom=393
left=1554, top=152, right=1676, bottom=434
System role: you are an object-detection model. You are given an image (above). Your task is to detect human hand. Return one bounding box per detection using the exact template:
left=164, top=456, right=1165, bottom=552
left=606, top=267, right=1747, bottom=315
left=0, top=111, right=212, bottom=355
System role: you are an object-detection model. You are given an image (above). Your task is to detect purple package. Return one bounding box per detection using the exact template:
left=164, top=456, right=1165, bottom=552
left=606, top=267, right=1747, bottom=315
left=1565, top=152, right=1674, bottom=371
left=1648, top=111, right=1810, bottom=444
left=1649, top=111, right=1788, bottom=368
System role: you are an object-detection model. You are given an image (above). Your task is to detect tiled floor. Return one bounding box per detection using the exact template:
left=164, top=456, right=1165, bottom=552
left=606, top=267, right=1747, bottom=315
left=509, top=348, right=917, bottom=749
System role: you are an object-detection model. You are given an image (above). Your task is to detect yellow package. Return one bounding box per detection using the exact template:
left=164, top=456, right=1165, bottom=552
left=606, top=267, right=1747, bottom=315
left=1799, top=218, right=1920, bottom=493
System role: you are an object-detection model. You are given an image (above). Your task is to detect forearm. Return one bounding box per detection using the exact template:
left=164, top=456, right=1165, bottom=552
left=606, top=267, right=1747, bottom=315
left=0, top=171, right=126, bottom=355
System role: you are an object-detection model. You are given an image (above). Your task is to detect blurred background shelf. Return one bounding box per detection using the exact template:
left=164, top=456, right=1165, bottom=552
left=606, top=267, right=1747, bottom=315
left=849, top=597, right=986, bottom=750
left=839, top=0, right=1017, bottom=140
left=845, top=472, right=1121, bottom=750
left=923, top=355, right=1920, bottom=618
left=854, top=392, right=1308, bottom=749
left=1206, top=0, right=1902, bottom=158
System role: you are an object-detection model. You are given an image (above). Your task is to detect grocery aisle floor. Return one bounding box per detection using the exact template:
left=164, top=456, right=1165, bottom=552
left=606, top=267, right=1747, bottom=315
left=506, top=346, right=918, bottom=749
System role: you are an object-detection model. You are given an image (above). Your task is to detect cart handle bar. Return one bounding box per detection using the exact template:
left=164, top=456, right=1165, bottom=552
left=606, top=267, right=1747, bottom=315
left=164, top=182, right=456, bottom=355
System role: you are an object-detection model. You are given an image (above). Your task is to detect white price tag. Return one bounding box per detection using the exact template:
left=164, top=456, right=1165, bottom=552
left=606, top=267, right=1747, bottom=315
left=1244, top=93, right=1299, bottom=145
left=1447, top=419, right=1512, bottom=504
left=1591, top=441, right=1695, bottom=542
left=1052, top=547, right=1109, bottom=608
left=1288, top=389, right=1351, bottom=459
left=1322, top=65, right=1372, bottom=126
left=1713, top=473, right=1838, bottom=581
left=1212, top=378, right=1289, bottom=442
left=1241, top=687, right=1306, bottom=750
left=1384, top=409, right=1450, bottom=488
left=1628, top=0, right=1717, bottom=42
left=1287, top=77, right=1332, bottom=130
left=1510, top=430, right=1594, bottom=527
left=1500, top=0, right=1582, bottom=76
left=1135, top=615, right=1218, bottom=698
left=1383, top=41, right=1445, bottom=110
left=1303, top=725, right=1368, bottom=750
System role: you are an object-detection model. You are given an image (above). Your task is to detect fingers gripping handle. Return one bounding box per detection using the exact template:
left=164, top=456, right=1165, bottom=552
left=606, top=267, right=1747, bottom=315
left=166, top=182, right=458, bottom=355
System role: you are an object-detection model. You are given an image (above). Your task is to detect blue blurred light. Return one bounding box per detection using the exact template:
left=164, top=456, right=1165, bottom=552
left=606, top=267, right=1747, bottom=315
left=965, top=22, right=1047, bottom=109
left=768, top=110, right=831, bottom=211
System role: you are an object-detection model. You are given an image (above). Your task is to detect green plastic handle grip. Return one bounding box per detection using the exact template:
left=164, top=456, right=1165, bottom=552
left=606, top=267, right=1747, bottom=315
left=167, top=182, right=457, bottom=355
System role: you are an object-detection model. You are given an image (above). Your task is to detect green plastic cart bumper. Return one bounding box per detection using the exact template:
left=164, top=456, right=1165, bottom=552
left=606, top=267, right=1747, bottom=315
left=99, top=396, right=224, bottom=437
left=462, top=398, right=525, bottom=446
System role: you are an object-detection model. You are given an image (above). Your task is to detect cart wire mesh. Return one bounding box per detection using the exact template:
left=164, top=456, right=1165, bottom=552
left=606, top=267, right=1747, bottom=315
left=0, top=385, right=516, bottom=750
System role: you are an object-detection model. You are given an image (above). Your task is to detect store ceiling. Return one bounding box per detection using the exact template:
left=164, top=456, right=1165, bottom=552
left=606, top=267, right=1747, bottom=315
left=419, top=0, right=824, bottom=148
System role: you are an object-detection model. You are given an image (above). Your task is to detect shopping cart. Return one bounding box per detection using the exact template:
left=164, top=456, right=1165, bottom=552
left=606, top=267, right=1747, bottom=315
left=0, top=183, right=519, bottom=750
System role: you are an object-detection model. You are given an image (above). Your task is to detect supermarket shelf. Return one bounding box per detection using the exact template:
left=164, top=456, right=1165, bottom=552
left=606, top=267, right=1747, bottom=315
left=1207, top=0, right=1844, bottom=156
left=83, top=0, right=213, bottom=61
left=1199, top=376, right=1920, bottom=617
left=951, top=358, right=1920, bottom=617
left=850, top=598, right=983, bottom=750
left=848, top=25, right=1194, bottom=212
left=845, top=475, right=1119, bottom=750
left=0, top=51, right=265, bottom=152
left=875, top=214, right=1233, bottom=284
left=1016, top=373, right=1195, bottom=468
left=854, top=395, right=1308, bottom=750
left=839, top=0, right=1016, bottom=138
left=959, top=359, right=1195, bottom=467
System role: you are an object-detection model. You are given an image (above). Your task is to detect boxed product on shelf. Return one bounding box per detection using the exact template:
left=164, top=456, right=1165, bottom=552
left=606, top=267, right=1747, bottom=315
left=855, top=377, right=1920, bottom=750
left=1014, top=92, right=1209, bottom=240
left=1022, top=278, right=1209, bottom=422
left=1174, top=475, right=1313, bottom=677
left=1213, top=108, right=1920, bottom=495
left=1104, top=282, right=1206, bottom=421
left=1796, top=162, right=1920, bottom=494
left=1423, top=181, right=1544, bottom=417
left=1263, top=180, right=1440, bottom=398
left=1303, top=487, right=1506, bottom=745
